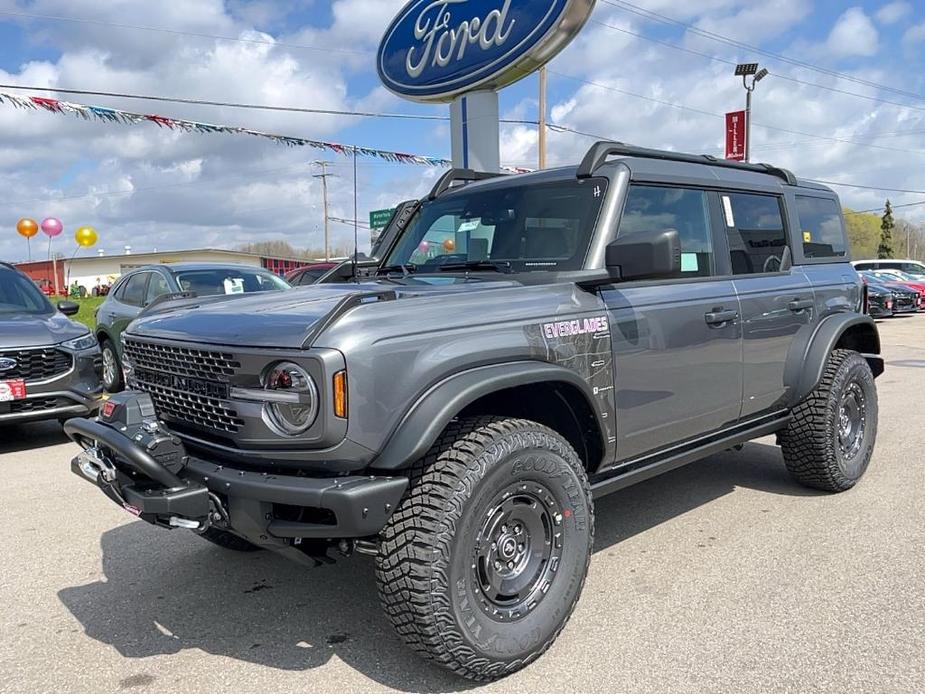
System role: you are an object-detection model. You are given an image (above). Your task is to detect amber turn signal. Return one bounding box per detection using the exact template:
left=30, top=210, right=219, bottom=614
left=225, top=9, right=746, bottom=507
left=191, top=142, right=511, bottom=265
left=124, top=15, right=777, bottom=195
left=333, top=370, right=348, bottom=418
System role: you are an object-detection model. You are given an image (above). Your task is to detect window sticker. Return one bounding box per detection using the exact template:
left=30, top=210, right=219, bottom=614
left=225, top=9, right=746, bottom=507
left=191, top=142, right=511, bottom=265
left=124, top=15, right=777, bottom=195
left=223, top=278, right=245, bottom=295
left=458, top=220, right=479, bottom=232
left=681, top=253, right=699, bottom=272
left=722, top=195, right=735, bottom=227
left=803, top=230, right=812, bottom=243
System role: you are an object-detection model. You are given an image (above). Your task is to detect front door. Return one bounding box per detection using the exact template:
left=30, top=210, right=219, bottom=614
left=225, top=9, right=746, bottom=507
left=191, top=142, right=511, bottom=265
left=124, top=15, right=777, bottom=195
left=601, top=184, right=743, bottom=463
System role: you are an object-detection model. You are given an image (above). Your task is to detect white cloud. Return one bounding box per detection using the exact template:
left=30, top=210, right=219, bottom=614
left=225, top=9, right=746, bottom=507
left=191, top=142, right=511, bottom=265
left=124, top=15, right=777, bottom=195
left=876, top=1, right=911, bottom=25
left=821, top=7, right=879, bottom=58
left=902, top=22, right=925, bottom=47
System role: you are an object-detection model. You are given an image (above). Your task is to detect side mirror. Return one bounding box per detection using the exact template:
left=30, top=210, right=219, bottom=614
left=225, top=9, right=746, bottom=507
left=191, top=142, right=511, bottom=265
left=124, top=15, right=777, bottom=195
left=57, top=300, right=80, bottom=317
left=606, top=228, right=681, bottom=281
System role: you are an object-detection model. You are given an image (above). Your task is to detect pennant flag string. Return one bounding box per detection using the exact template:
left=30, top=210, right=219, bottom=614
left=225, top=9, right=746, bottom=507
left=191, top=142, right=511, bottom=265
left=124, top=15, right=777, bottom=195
left=0, top=91, right=532, bottom=173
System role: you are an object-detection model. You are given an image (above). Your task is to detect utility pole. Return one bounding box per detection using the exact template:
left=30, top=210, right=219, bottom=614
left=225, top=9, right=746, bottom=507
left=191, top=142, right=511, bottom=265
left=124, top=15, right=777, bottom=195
left=312, top=161, right=334, bottom=260
left=734, top=63, right=768, bottom=162
left=538, top=67, right=547, bottom=169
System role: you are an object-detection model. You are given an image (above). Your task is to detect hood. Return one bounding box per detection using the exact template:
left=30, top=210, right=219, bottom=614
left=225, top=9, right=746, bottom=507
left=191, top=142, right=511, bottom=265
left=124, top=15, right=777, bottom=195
left=0, top=311, right=89, bottom=348
left=127, top=279, right=523, bottom=349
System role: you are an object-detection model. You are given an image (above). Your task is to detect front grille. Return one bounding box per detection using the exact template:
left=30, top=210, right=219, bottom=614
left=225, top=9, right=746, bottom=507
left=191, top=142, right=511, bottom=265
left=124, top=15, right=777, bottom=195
left=124, top=339, right=244, bottom=434
left=0, top=348, right=72, bottom=382
left=10, top=398, right=63, bottom=413
left=123, top=339, right=241, bottom=383
left=895, top=296, right=915, bottom=310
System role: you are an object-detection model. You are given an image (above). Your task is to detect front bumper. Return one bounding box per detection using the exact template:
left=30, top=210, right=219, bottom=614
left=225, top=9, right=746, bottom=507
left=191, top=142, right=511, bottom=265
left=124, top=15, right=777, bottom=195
left=64, top=415, right=407, bottom=545
left=0, top=347, right=102, bottom=424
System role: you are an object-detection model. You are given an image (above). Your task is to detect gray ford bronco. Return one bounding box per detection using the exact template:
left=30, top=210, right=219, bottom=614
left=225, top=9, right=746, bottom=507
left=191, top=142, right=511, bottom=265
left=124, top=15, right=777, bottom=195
left=66, top=142, right=883, bottom=681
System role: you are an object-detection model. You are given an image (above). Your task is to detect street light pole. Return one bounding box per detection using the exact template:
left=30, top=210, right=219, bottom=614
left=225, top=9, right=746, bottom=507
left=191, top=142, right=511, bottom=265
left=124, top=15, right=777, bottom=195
left=538, top=66, right=547, bottom=169
left=734, top=63, right=768, bottom=163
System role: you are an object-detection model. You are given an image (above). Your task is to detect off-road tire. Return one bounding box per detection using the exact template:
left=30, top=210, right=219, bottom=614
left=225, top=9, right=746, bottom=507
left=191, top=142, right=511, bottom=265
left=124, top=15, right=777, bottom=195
left=376, top=416, right=594, bottom=682
left=100, top=338, right=124, bottom=393
left=199, top=527, right=261, bottom=552
left=780, top=349, right=877, bottom=492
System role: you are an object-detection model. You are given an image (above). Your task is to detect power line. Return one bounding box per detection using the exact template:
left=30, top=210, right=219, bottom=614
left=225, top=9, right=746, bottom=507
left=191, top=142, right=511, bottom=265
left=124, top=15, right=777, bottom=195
left=0, top=8, right=372, bottom=57
left=846, top=201, right=925, bottom=214
left=588, top=16, right=925, bottom=114
left=547, top=70, right=925, bottom=156
left=602, top=0, right=925, bottom=103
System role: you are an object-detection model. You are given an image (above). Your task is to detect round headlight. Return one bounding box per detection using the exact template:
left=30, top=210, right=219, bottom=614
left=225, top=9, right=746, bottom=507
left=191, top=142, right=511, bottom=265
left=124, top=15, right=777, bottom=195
left=262, top=362, right=318, bottom=436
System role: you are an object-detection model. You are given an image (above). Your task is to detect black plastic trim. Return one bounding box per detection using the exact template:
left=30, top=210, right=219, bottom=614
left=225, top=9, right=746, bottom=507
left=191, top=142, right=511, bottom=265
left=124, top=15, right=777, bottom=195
left=590, top=412, right=791, bottom=498
left=372, top=361, right=609, bottom=471
left=427, top=168, right=504, bottom=200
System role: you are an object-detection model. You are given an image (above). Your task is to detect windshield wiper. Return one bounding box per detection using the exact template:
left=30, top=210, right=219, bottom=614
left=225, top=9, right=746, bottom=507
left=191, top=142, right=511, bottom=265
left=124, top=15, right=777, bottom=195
left=436, top=260, right=513, bottom=274
left=376, top=263, right=417, bottom=277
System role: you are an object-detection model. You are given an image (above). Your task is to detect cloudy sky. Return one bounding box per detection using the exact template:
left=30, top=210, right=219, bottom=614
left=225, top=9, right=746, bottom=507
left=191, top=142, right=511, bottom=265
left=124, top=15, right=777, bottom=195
left=1, top=0, right=924, bottom=262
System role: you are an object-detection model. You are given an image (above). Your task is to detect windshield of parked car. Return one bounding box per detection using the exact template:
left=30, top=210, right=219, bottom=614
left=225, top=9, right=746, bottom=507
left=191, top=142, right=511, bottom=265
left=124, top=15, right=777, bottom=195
left=883, top=270, right=920, bottom=282
left=173, top=268, right=290, bottom=296
left=383, top=178, right=608, bottom=273
left=0, top=266, right=53, bottom=315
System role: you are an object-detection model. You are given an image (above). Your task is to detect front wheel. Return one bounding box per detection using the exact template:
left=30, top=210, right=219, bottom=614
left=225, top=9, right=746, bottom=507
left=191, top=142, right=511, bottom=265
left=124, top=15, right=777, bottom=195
left=780, top=349, right=878, bottom=492
left=376, top=416, right=594, bottom=681
left=100, top=338, right=124, bottom=393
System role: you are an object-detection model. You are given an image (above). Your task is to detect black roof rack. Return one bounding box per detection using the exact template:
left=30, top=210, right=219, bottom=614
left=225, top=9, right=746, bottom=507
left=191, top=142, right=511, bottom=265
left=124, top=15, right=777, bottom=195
left=427, top=168, right=504, bottom=200
left=576, top=140, right=797, bottom=186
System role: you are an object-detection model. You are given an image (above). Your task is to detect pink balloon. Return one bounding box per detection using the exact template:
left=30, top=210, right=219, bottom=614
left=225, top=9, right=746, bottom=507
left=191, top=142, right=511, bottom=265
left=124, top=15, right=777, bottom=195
left=41, top=217, right=63, bottom=237
left=418, top=241, right=430, bottom=253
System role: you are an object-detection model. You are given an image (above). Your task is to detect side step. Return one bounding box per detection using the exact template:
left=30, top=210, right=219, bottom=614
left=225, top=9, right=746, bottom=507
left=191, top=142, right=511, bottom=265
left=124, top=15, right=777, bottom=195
left=590, top=412, right=790, bottom=499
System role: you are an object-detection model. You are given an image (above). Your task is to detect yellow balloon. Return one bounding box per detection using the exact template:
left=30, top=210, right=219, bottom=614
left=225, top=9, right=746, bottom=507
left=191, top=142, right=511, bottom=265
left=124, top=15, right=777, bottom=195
left=75, top=226, right=98, bottom=248
left=16, top=218, right=38, bottom=238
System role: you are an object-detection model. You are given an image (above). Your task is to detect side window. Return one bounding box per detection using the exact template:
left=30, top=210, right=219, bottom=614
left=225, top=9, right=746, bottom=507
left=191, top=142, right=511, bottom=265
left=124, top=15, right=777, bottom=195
left=144, top=273, right=170, bottom=305
left=120, top=273, right=148, bottom=307
left=618, top=185, right=714, bottom=277
left=723, top=193, right=788, bottom=274
left=795, top=196, right=847, bottom=259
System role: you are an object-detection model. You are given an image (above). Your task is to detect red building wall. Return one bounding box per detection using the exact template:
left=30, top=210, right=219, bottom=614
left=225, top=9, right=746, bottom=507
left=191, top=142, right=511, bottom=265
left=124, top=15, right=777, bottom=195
left=14, top=259, right=66, bottom=293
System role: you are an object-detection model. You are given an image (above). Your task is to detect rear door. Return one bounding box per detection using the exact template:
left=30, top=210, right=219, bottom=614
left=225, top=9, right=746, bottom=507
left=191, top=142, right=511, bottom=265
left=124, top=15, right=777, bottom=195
left=720, top=191, right=813, bottom=418
left=601, top=184, right=743, bottom=462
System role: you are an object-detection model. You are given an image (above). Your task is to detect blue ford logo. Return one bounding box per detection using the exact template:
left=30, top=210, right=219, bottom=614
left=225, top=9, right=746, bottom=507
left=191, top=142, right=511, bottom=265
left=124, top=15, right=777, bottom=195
left=378, top=0, right=596, bottom=103
left=0, top=357, right=17, bottom=371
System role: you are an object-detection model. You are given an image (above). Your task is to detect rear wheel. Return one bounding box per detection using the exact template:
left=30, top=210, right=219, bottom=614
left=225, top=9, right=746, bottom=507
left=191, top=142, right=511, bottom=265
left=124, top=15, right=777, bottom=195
left=376, top=416, right=593, bottom=681
left=780, top=349, right=878, bottom=492
left=100, top=338, right=123, bottom=393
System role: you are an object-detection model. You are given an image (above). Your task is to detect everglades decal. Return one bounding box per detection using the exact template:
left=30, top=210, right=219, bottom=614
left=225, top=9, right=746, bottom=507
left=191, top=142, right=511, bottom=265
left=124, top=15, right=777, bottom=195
left=542, top=316, right=608, bottom=339
left=527, top=314, right=617, bottom=448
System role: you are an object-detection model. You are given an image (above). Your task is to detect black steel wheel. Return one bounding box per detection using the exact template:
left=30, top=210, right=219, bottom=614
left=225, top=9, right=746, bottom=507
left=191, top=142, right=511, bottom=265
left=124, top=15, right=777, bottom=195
left=376, top=416, right=593, bottom=681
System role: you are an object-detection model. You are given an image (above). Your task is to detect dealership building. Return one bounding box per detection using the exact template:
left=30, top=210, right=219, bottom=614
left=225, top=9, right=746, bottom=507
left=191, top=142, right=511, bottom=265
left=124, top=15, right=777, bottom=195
left=15, top=247, right=314, bottom=294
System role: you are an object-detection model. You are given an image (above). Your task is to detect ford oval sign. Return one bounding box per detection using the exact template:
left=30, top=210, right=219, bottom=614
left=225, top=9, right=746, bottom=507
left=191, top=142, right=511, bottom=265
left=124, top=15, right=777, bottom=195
left=378, top=0, right=596, bottom=103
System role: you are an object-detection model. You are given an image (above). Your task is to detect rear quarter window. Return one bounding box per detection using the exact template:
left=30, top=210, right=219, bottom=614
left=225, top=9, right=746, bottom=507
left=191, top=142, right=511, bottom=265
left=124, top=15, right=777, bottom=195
left=796, top=196, right=847, bottom=259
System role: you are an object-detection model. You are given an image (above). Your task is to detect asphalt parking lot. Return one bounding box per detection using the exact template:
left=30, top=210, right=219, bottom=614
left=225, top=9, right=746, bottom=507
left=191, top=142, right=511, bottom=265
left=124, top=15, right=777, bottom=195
left=1, top=316, right=923, bottom=694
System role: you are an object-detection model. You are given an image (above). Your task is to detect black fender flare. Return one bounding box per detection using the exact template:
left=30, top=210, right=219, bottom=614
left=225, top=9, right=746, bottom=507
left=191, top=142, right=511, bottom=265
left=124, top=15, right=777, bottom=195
left=371, top=361, right=606, bottom=471
left=785, top=312, right=883, bottom=405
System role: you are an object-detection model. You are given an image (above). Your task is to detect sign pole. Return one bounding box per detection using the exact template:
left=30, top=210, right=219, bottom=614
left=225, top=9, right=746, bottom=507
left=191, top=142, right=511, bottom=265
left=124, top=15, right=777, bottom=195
left=451, top=91, right=500, bottom=173
left=538, top=67, right=547, bottom=169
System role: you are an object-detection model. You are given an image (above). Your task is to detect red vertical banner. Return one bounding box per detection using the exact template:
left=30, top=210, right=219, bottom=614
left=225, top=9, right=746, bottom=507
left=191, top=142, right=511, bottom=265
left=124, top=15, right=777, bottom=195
left=725, top=110, right=746, bottom=161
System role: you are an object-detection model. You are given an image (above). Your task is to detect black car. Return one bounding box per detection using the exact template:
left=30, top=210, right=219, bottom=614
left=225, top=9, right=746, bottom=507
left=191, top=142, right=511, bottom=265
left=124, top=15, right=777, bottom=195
left=0, top=262, right=102, bottom=424
left=865, top=283, right=894, bottom=318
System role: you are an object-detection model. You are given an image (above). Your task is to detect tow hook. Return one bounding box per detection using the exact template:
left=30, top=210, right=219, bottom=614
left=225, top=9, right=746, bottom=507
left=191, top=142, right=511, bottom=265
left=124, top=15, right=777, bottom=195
left=169, top=516, right=203, bottom=530
left=76, top=445, right=117, bottom=483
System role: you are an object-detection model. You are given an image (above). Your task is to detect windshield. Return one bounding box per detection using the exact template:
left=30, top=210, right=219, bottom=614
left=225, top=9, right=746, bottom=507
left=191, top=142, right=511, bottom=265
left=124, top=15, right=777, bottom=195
left=174, top=268, right=290, bottom=296
left=0, top=266, right=53, bottom=315
left=384, top=178, right=607, bottom=273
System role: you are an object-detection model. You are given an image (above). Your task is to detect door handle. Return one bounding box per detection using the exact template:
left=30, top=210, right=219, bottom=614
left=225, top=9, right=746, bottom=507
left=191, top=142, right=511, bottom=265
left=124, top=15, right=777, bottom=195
left=704, top=309, right=738, bottom=326
left=788, top=298, right=814, bottom=312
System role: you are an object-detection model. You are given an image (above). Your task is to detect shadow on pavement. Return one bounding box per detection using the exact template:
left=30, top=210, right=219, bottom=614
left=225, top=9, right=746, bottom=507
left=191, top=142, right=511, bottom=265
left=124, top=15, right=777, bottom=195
left=0, top=420, right=71, bottom=454
left=58, top=441, right=809, bottom=692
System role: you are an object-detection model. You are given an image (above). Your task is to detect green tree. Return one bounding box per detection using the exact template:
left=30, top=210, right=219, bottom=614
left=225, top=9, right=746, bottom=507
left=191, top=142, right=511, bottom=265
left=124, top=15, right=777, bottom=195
left=843, top=208, right=880, bottom=258
left=878, top=200, right=894, bottom=259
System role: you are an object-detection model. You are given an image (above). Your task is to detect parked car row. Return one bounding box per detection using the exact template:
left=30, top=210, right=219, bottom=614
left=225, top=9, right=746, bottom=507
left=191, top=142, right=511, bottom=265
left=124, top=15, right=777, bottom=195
left=859, top=268, right=925, bottom=318
left=1, top=261, right=294, bottom=427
